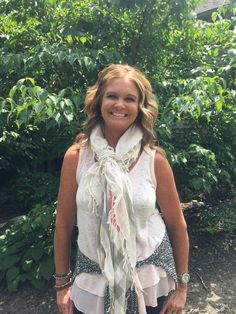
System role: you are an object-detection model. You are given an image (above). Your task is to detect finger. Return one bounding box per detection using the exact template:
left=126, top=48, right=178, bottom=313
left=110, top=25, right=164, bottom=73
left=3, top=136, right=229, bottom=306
left=172, top=310, right=181, bottom=314
left=61, top=305, right=66, bottom=314
left=166, top=307, right=172, bottom=314
left=69, top=299, right=73, bottom=314
left=67, top=300, right=73, bottom=314
left=160, top=303, right=167, bottom=314
left=160, top=305, right=168, bottom=314
left=160, top=300, right=171, bottom=314
left=64, top=303, right=70, bottom=314
left=159, top=306, right=165, bottom=314
left=63, top=304, right=68, bottom=314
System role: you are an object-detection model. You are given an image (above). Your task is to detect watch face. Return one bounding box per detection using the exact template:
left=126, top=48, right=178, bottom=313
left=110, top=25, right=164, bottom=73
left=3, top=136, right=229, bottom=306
left=182, top=273, right=190, bottom=283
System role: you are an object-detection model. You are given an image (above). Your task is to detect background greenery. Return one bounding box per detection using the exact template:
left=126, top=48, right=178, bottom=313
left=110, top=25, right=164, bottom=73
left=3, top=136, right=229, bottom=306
left=0, top=0, right=235, bottom=291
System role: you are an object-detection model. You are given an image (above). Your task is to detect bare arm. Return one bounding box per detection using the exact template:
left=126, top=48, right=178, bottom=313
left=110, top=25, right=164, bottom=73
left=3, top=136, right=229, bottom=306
left=154, top=151, right=189, bottom=313
left=54, top=145, right=79, bottom=314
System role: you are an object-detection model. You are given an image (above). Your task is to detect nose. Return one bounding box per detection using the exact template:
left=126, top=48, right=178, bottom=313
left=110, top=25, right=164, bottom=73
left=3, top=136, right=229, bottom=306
left=114, top=98, right=125, bottom=109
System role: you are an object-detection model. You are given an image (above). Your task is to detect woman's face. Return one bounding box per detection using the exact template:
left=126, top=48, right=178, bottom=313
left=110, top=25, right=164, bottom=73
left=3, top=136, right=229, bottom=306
left=101, top=77, right=140, bottom=135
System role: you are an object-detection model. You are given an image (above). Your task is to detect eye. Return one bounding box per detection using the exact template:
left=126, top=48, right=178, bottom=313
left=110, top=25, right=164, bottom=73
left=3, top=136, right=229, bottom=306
left=126, top=97, right=135, bottom=102
left=107, top=94, right=117, bottom=99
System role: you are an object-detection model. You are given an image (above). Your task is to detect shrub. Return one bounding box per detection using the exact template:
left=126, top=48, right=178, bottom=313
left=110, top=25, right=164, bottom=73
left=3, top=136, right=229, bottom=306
left=0, top=171, right=59, bottom=210
left=199, top=197, right=236, bottom=234
left=0, top=203, right=56, bottom=291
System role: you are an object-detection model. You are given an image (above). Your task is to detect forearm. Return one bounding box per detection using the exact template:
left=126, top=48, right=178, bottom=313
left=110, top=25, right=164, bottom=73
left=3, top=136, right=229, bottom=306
left=54, top=225, right=74, bottom=282
left=167, top=223, right=189, bottom=285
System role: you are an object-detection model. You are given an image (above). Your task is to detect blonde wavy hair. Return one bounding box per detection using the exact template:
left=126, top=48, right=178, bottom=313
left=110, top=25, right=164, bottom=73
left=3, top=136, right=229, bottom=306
left=76, top=64, right=158, bottom=148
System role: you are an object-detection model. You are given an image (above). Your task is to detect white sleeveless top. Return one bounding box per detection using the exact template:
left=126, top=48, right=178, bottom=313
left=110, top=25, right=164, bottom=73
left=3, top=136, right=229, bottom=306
left=70, top=144, right=176, bottom=314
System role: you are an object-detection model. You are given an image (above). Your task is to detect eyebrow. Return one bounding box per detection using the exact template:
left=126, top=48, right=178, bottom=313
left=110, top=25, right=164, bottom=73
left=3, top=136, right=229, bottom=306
left=105, top=91, right=138, bottom=100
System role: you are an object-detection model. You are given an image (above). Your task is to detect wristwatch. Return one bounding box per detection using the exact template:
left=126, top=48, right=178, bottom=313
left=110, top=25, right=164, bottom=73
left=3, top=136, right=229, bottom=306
left=177, top=272, right=190, bottom=284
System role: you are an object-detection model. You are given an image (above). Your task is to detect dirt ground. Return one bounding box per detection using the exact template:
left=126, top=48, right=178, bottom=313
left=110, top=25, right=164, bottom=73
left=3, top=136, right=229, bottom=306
left=0, top=228, right=235, bottom=314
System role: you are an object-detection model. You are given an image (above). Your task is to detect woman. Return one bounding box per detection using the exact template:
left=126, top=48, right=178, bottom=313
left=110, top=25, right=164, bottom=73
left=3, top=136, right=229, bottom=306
left=54, top=64, right=189, bottom=314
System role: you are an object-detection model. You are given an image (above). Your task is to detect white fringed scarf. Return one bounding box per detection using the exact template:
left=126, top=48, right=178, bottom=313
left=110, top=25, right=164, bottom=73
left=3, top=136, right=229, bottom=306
left=85, top=123, right=143, bottom=314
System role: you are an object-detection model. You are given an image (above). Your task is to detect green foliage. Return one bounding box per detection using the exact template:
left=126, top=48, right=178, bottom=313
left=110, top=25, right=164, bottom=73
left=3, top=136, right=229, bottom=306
left=0, top=203, right=56, bottom=291
left=0, top=0, right=236, bottom=293
left=0, top=202, right=78, bottom=291
left=0, top=1, right=235, bottom=194
left=0, top=171, right=59, bottom=210
left=0, top=0, right=203, bottom=96
left=0, top=78, right=84, bottom=173
left=156, top=73, right=236, bottom=196
left=199, top=197, right=236, bottom=234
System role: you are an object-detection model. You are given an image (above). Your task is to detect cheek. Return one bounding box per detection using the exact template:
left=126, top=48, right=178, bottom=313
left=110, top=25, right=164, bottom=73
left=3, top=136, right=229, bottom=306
left=100, top=101, right=107, bottom=117
left=132, top=106, right=139, bottom=119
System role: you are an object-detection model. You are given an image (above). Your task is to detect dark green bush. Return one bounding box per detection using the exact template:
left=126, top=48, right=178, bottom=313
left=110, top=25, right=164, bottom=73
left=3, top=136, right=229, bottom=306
left=0, top=171, right=59, bottom=210
left=199, top=197, right=236, bottom=234
left=0, top=203, right=56, bottom=291
left=0, top=202, right=78, bottom=291
left=0, top=78, right=84, bottom=174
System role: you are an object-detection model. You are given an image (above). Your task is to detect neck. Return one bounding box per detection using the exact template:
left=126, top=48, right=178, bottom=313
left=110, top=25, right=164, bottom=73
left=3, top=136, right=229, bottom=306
left=103, top=127, right=125, bottom=149
left=104, top=130, right=123, bottom=148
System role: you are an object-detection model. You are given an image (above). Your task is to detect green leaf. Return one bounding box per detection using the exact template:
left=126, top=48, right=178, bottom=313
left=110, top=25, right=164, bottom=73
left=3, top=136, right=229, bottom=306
left=9, top=85, right=18, bottom=98
left=37, top=88, right=48, bottom=103
left=211, top=12, right=218, bottom=23
left=80, top=36, right=87, bottom=44
left=7, top=276, right=20, bottom=292
left=22, top=259, right=33, bottom=272
left=18, top=108, right=30, bottom=124
left=31, top=247, right=44, bottom=262
left=41, top=213, right=52, bottom=228
left=55, top=112, right=62, bottom=125
left=0, top=255, right=21, bottom=271
left=66, top=35, right=73, bottom=44
left=20, top=85, right=28, bottom=100
left=215, top=96, right=223, bottom=112
left=1, top=241, right=25, bottom=255
left=191, top=178, right=204, bottom=190
left=64, top=111, right=74, bottom=122
left=46, top=0, right=57, bottom=5
left=48, top=95, right=58, bottom=105
left=25, top=78, right=35, bottom=86
left=39, top=256, right=54, bottom=280
left=6, top=266, right=20, bottom=282
left=64, top=98, right=73, bottom=108
left=34, top=102, right=44, bottom=113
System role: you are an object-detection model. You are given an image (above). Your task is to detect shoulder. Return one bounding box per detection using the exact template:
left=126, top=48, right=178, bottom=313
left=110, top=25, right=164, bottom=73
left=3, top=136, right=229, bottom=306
left=154, top=150, right=168, bottom=166
left=153, top=148, right=174, bottom=185
left=62, top=144, right=80, bottom=169
left=152, top=146, right=169, bottom=169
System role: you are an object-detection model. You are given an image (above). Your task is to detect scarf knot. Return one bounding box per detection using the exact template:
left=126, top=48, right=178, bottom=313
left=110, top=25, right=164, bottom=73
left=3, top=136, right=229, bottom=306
left=95, top=150, right=129, bottom=174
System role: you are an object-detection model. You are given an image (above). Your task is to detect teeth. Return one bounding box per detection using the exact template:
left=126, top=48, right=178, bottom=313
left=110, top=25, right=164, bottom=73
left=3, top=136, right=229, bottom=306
left=112, top=112, right=126, bottom=117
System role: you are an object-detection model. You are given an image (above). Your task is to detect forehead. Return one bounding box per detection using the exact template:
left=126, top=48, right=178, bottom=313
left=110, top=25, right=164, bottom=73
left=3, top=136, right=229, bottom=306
left=104, top=77, right=139, bottom=95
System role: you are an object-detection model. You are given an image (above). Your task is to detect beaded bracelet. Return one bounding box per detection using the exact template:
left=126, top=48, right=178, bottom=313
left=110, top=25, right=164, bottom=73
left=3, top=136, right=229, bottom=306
left=53, top=270, right=72, bottom=281
left=54, top=279, right=72, bottom=291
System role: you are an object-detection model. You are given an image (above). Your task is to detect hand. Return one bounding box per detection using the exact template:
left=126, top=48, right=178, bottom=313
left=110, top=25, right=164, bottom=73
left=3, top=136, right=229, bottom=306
left=56, top=286, right=73, bottom=314
left=160, top=285, right=187, bottom=314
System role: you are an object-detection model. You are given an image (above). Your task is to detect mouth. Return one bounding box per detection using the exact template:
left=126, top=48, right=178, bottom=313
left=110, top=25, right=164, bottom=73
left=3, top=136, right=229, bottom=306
left=110, top=112, right=128, bottom=117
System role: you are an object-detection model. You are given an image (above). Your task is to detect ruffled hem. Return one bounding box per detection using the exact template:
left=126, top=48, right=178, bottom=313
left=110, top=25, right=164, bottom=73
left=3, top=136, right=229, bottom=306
left=70, top=265, right=175, bottom=314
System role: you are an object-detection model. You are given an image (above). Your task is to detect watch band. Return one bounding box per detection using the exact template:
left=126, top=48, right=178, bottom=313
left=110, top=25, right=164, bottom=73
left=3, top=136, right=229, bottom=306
left=177, top=272, right=190, bottom=283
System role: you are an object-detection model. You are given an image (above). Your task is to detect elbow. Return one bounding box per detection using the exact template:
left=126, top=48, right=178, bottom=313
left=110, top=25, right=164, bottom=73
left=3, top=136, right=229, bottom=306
left=167, top=219, right=189, bottom=236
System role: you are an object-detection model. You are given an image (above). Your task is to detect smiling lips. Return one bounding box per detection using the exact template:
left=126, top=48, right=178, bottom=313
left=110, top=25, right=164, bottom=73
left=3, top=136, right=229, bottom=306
left=111, top=112, right=128, bottom=117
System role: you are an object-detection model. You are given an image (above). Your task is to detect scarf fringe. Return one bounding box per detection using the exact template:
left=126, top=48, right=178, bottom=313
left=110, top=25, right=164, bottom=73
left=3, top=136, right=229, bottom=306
left=85, top=124, right=143, bottom=314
